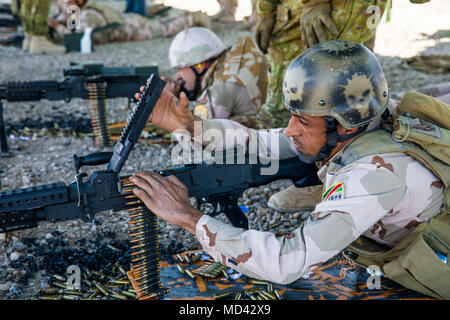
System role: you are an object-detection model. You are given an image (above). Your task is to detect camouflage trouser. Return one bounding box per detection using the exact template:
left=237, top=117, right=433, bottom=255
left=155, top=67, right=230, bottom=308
left=256, top=0, right=386, bottom=128
left=87, top=8, right=197, bottom=43
left=20, top=0, right=51, bottom=36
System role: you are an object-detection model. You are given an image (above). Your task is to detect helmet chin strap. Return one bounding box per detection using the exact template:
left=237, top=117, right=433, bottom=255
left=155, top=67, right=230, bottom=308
left=316, top=116, right=368, bottom=161
left=180, top=65, right=207, bottom=101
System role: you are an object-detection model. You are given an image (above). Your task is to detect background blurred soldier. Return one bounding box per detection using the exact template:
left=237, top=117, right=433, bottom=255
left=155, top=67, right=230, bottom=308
left=21, top=0, right=67, bottom=53
left=254, top=0, right=389, bottom=130
left=49, top=0, right=211, bottom=44
left=164, top=27, right=268, bottom=126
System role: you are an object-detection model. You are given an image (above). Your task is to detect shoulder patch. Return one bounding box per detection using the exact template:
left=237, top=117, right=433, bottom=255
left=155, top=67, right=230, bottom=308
left=322, top=182, right=344, bottom=202
left=194, top=104, right=209, bottom=119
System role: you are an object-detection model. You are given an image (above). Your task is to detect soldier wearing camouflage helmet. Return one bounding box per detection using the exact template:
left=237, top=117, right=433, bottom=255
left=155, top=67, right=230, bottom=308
left=129, top=40, right=447, bottom=294
left=164, top=27, right=268, bottom=126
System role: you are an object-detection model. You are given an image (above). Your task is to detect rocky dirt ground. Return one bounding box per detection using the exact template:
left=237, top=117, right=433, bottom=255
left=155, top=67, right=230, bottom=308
left=0, top=0, right=449, bottom=299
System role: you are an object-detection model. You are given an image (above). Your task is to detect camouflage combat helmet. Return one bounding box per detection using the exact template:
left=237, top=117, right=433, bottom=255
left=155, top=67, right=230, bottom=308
left=282, top=40, right=389, bottom=159
left=169, top=27, right=227, bottom=68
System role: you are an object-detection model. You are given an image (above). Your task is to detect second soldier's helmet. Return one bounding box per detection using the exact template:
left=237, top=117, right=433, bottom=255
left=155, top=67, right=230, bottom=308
left=169, top=27, right=227, bottom=69
left=282, top=40, right=389, bottom=129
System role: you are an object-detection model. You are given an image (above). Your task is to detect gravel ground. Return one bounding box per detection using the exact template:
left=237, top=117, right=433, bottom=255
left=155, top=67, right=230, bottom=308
left=0, top=0, right=449, bottom=299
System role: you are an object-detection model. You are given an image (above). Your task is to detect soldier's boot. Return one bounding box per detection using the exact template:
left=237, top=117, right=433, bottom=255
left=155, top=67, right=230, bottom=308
left=192, top=11, right=212, bottom=29
left=22, top=32, right=31, bottom=51
left=29, top=36, right=66, bottom=54
left=268, top=184, right=323, bottom=213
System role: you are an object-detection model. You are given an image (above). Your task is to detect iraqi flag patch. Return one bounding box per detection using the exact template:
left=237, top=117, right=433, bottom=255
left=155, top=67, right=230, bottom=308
left=322, top=182, right=344, bottom=202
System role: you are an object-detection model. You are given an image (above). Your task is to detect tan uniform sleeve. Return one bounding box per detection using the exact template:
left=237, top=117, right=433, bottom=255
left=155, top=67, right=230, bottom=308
left=195, top=118, right=301, bottom=161
left=195, top=160, right=407, bottom=284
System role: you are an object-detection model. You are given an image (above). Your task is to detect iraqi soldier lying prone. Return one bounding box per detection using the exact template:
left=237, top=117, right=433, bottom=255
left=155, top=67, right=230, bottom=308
left=130, top=40, right=449, bottom=298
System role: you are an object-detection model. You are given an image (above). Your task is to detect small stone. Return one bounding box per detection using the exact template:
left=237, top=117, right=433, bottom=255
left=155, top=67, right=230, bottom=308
left=12, top=242, right=26, bottom=252
left=45, top=233, right=53, bottom=240
left=0, top=283, right=11, bottom=292
left=290, top=219, right=298, bottom=225
left=256, top=207, right=267, bottom=216
left=10, top=251, right=22, bottom=261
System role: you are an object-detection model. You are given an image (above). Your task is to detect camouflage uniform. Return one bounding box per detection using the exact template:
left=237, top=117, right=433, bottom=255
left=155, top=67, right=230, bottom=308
left=192, top=117, right=444, bottom=283
left=54, top=1, right=201, bottom=43
left=255, top=0, right=388, bottom=128
left=20, top=0, right=51, bottom=36
left=192, top=37, right=269, bottom=127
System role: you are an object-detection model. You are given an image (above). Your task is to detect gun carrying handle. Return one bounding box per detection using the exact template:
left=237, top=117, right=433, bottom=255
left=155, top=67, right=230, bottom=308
left=73, top=152, right=113, bottom=173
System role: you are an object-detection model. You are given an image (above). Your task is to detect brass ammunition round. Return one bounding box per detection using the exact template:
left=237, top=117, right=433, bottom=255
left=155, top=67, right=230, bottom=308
left=251, top=279, right=269, bottom=285
left=176, top=264, right=185, bottom=274
left=62, top=295, right=80, bottom=300
left=185, top=269, right=196, bottom=279
left=111, top=293, right=129, bottom=300
left=214, top=292, right=231, bottom=300
left=120, top=291, right=136, bottom=298
left=234, top=292, right=242, bottom=300
left=39, top=288, right=59, bottom=295
left=40, top=295, right=60, bottom=300
left=274, top=289, right=282, bottom=300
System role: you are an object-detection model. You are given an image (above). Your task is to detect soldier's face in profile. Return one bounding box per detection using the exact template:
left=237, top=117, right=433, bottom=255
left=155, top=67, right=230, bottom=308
left=175, top=67, right=196, bottom=92
left=285, top=113, right=327, bottom=157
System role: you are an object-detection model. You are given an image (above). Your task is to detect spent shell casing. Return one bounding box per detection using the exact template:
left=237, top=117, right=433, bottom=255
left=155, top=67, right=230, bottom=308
left=274, top=289, right=282, bottom=300
left=269, top=221, right=282, bottom=229
left=184, top=255, right=191, bottom=264
left=94, top=281, right=110, bottom=296
left=39, top=288, right=59, bottom=295
left=121, top=291, right=136, bottom=298
left=214, top=291, right=231, bottom=300
left=63, top=290, right=84, bottom=296
left=40, top=295, right=60, bottom=300
left=176, top=254, right=183, bottom=262
left=111, top=293, right=129, bottom=300
left=267, top=282, right=273, bottom=293
left=234, top=292, right=242, bottom=300
left=221, top=270, right=229, bottom=278
left=52, top=274, right=65, bottom=281
left=53, top=282, right=67, bottom=289
left=251, top=279, right=269, bottom=285
left=107, top=245, right=121, bottom=252
left=112, top=280, right=130, bottom=285
left=185, top=269, right=196, bottom=279
left=62, top=295, right=80, bottom=300
left=176, top=264, right=185, bottom=274
left=118, top=266, right=127, bottom=275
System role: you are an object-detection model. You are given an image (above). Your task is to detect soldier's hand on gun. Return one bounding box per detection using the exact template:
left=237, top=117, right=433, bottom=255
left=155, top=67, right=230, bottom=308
left=300, top=1, right=339, bottom=49
left=135, top=79, right=196, bottom=134
left=130, top=171, right=203, bottom=234
left=161, top=76, right=181, bottom=98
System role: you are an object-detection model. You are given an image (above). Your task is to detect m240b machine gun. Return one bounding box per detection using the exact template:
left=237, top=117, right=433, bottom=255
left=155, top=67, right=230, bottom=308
left=0, top=62, right=158, bottom=156
left=0, top=75, right=321, bottom=298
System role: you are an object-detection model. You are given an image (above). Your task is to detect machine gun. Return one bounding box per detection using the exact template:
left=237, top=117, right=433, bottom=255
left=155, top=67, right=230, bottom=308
left=0, top=62, right=158, bottom=156
left=0, top=75, right=321, bottom=300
